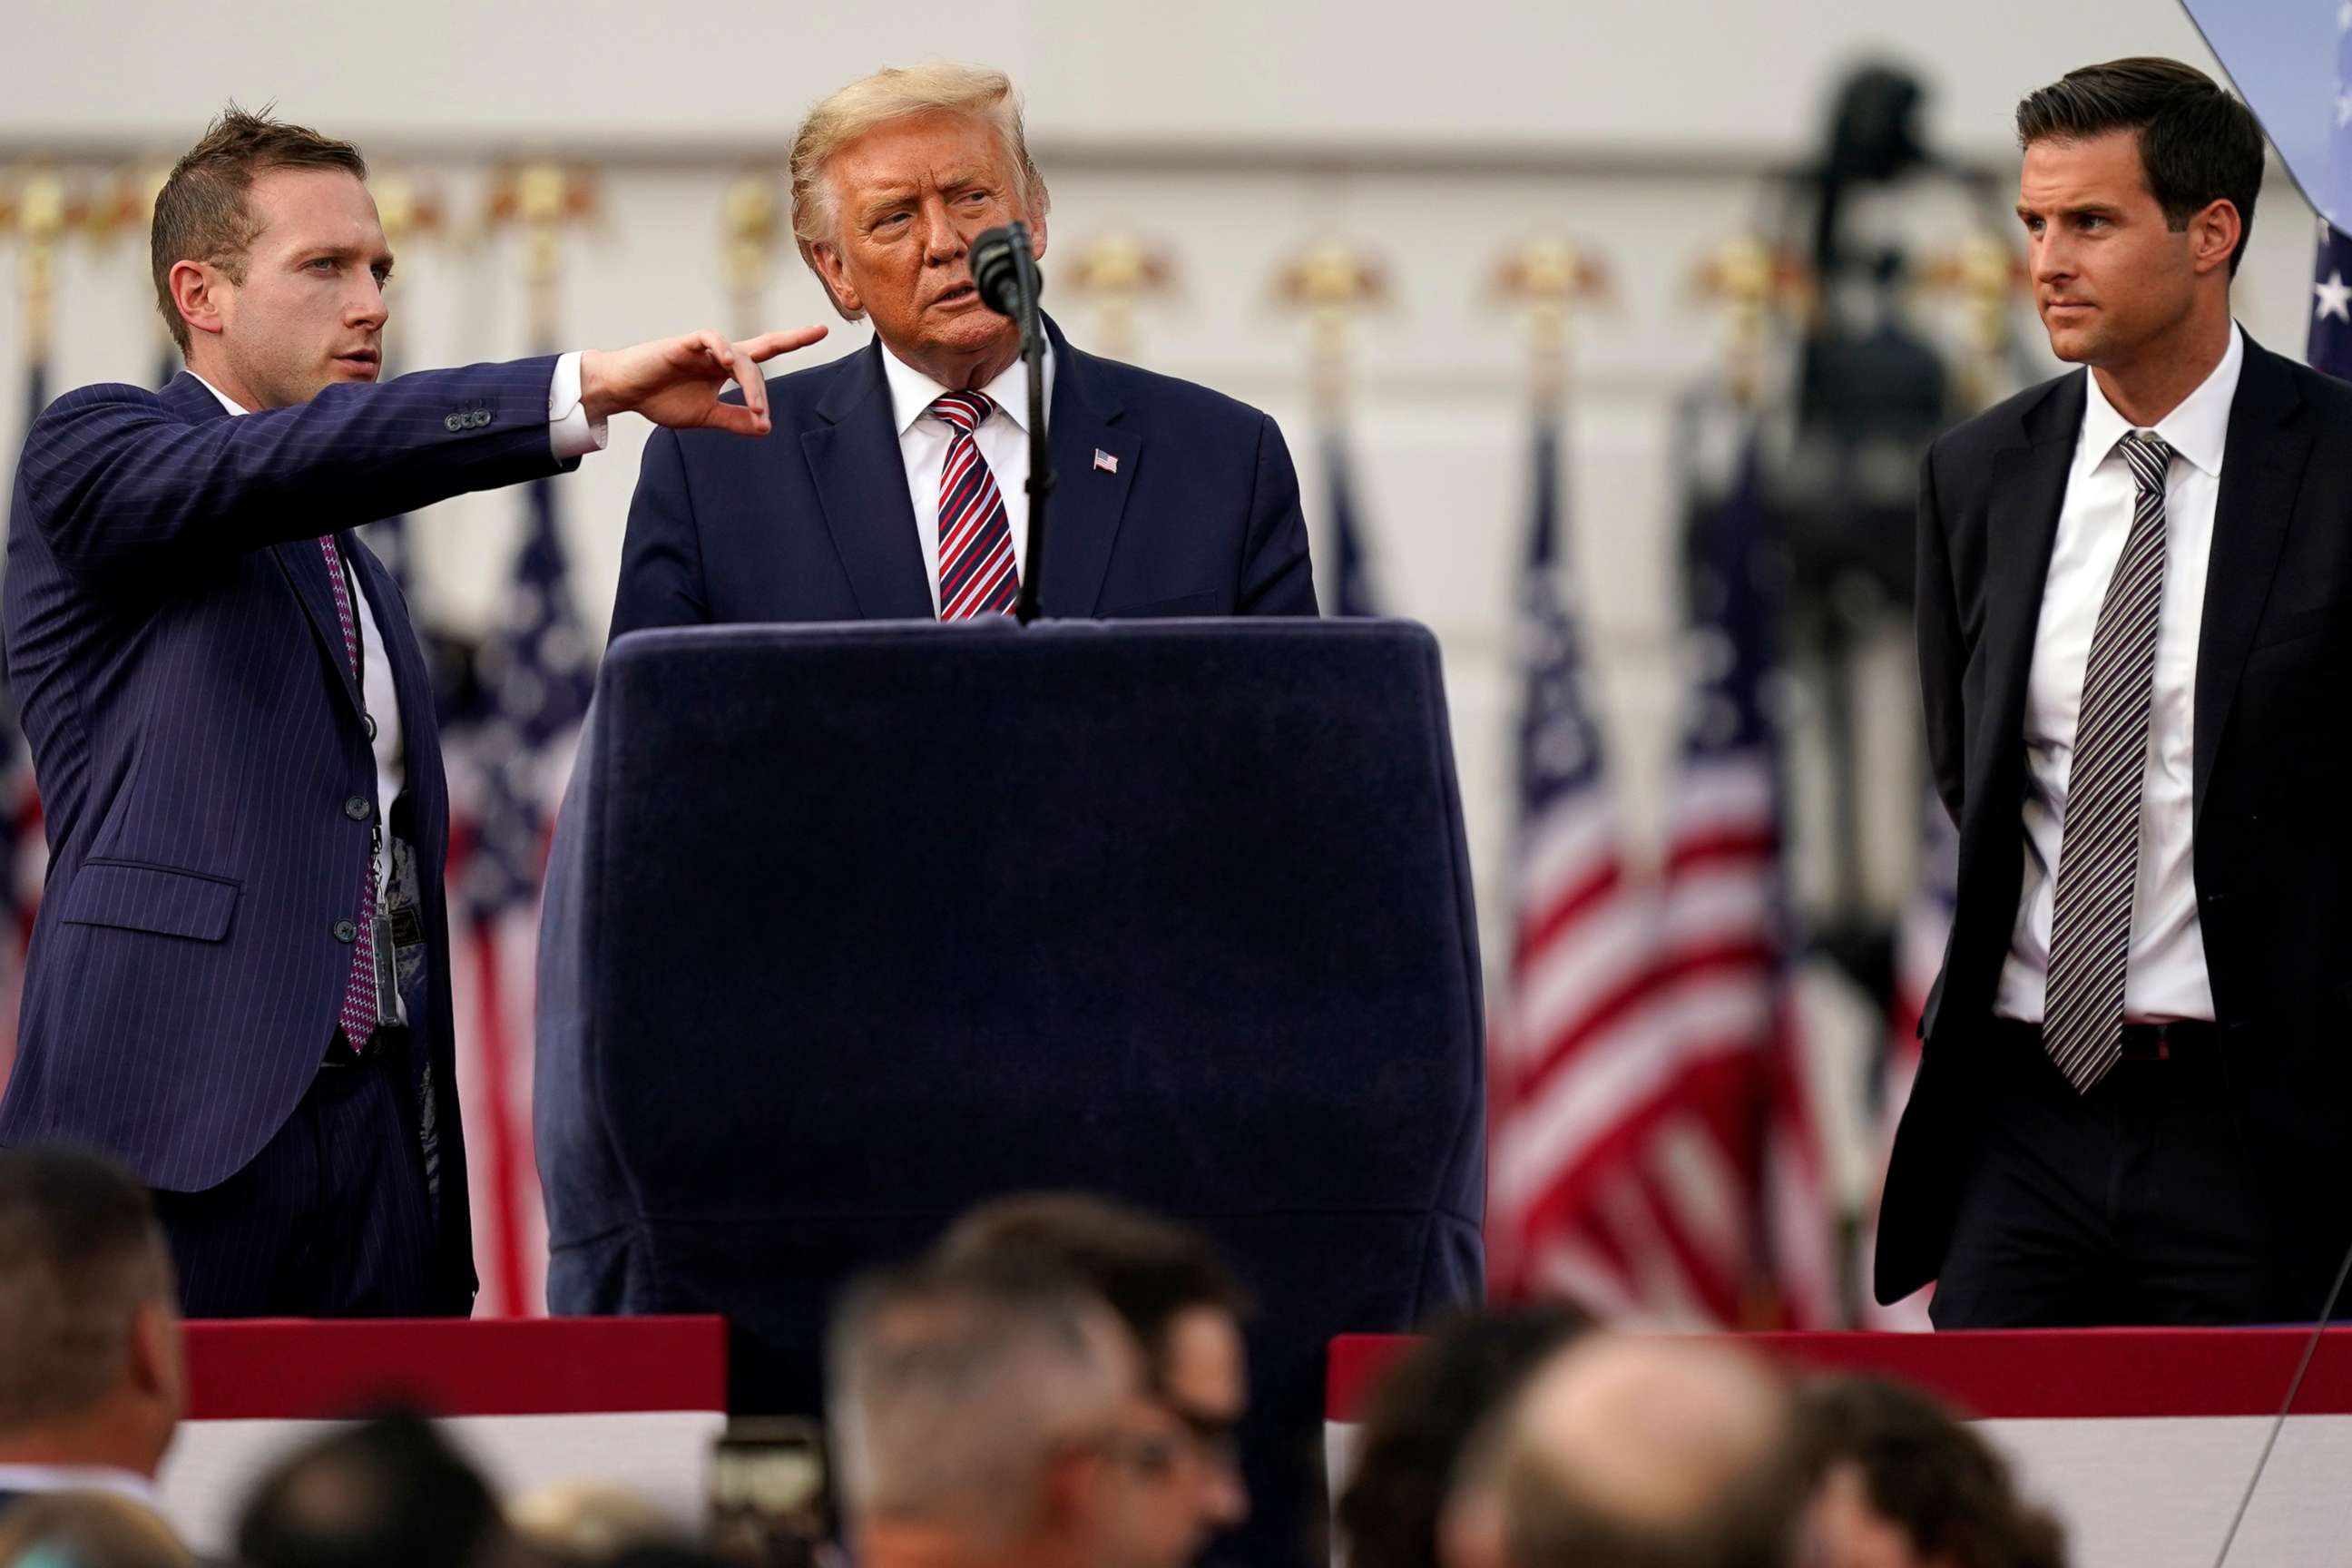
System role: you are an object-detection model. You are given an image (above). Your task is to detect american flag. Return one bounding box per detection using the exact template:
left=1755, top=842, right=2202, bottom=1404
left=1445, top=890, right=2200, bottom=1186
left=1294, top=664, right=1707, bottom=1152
left=2313, top=220, right=2352, bottom=381
left=1494, top=426, right=1829, bottom=1326
left=452, top=470, right=594, bottom=1317
left=1653, top=436, right=1828, bottom=1328
left=1322, top=434, right=1383, bottom=617
left=0, top=356, right=53, bottom=1093
left=1490, top=417, right=1667, bottom=1311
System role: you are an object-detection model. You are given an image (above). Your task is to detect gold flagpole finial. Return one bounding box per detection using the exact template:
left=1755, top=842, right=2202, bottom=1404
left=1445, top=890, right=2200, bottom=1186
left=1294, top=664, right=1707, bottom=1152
left=373, top=173, right=446, bottom=249
left=1065, top=230, right=1172, bottom=362
left=4, top=168, right=79, bottom=362
left=1492, top=237, right=1607, bottom=416
left=1916, top=232, right=2027, bottom=409
left=486, top=162, right=598, bottom=347
left=720, top=174, right=781, bottom=341
left=1691, top=237, right=1808, bottom=408
left=1275, top=239, right=1387, bottom=422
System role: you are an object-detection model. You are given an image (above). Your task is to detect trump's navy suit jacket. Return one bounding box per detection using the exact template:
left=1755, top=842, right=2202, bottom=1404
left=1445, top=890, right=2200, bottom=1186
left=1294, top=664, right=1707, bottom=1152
left=0, top=361, right=571, bottom=1296
left=610, top=318, right=1317, bottom=632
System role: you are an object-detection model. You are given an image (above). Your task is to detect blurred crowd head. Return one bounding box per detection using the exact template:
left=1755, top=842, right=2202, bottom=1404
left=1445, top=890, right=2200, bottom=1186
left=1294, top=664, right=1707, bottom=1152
left=0, top=1147, right=183, bottom=1483
left=0, top=1157, right=2072, bottom=1568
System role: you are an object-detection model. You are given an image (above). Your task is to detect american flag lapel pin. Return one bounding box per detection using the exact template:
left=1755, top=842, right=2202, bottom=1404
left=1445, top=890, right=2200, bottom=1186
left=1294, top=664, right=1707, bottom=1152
left=1093, top=448, right=1119, bottom=474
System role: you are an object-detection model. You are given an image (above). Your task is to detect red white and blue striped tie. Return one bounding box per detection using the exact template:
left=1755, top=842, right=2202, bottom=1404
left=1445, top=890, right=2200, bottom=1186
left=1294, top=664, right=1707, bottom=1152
left=930, top=391, right=1021, bottom=620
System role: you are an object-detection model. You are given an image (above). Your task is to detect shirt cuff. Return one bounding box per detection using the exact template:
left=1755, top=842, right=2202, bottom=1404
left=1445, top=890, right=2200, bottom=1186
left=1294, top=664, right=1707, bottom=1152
left=547, top=351, right=609, bottom=460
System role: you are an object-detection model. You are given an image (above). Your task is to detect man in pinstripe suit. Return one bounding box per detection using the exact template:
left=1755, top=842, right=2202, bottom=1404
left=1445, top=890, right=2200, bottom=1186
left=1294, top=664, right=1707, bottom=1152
left=0, top=109, right=826, bottom=1316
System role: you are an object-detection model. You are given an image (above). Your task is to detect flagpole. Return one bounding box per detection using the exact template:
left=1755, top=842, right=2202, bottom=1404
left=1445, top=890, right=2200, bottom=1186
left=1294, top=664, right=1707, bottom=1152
left=0, top=168, right=74, bottom=1089
left=1277, top=239, right=1386, bottom=615
left=471, top=160, right=598, bottom=1318
left=721, top=173, right=779, bottom=345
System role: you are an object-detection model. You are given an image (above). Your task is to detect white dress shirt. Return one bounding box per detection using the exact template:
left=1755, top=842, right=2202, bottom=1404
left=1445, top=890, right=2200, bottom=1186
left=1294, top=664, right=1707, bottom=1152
left=192, top=357, right=606, bottom=1023
left=878, top=339, right=1055, bottom=614
left=0, top=1461, right=162, bottom=1509
left=1995, top=323, right=2243, bottom=1024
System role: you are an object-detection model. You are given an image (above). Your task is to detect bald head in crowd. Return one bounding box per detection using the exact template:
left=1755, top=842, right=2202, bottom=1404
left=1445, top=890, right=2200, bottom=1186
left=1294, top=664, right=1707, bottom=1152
left=1447, top=1335, right=1807, bottom=1568
left=829, top=1256, right=1181, bottom=1568
left=0, top=1146, right=185, bottom=1492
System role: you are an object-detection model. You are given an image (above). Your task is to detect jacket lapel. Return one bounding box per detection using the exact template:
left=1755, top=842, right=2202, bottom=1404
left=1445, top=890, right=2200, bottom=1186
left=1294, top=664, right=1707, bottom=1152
left=271, top=538, right=368, bottom=720
left=1038, top=317, right=1136, bottom=617
left=1979, top=374, right=2082, bottom=775
left=345, top=538, right=444, bottom=825
left=165, top=372, right=370, bottom=721
left=801, top=339, right=934, bottom=621
left=2193, top=338, right=2309, bottom=828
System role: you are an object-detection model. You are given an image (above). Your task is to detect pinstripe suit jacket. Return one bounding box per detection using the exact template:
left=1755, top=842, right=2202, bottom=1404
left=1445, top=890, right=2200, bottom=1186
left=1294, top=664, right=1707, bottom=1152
left=0, top=360, right=570, bottom=1297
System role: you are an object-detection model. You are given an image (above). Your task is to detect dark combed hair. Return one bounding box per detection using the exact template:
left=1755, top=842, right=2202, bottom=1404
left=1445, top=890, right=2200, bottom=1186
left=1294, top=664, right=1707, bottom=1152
left=1335, top=1304, right=1594, bottom=1568
left=0, top=1144, right=174, bottom=1434
left=235, top=1409, right=510, bottom=1568
left=2014, top=56, right=2266, bottom=276
left=933, top=1193, right=1249, bottom=1389
left=1799, top=1377, right=2068, bottom=1568
left=151, top=103, right=368, bottom=352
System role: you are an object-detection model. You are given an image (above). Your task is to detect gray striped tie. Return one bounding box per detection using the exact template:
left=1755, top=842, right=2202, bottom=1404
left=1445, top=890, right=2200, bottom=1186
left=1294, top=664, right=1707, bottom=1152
left=2043, top=429, right=2171, bottom=1093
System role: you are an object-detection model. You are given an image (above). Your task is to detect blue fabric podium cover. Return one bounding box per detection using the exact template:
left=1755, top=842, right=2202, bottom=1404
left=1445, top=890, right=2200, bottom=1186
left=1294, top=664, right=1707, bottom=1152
left=536, top=618, right=1484, bottom=1562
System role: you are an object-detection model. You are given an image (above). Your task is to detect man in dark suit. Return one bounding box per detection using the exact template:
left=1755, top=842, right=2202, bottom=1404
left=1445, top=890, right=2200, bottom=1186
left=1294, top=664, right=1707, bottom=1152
left=0, top=1147, right=181, bottom=1518
left=0, top=109, right=826, bottom=1315
left=1881, top=58, right=2352, bottom=1325
left=611, top=63, right=1315, bottom=635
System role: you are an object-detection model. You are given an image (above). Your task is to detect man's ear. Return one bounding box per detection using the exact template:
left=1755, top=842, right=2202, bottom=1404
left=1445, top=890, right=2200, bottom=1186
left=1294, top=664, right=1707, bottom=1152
left=808, top=243, right=865, bottom=320
left=1027, top=213, right=1049, bottom=264
left=127, top=1299, right=183, bottom=1413
left=2189, top=198, right=2241, bottom=279
left=169, top=260, right=230, bottom=341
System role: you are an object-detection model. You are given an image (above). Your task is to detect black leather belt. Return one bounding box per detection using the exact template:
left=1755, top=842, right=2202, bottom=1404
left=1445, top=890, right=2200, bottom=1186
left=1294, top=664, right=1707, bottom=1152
left=323, top=1024, right=407, bottom=1068
left=2116, top=1020, right=2214, bottom=1060
left=1991, top=1017, right=2215, bottom=1062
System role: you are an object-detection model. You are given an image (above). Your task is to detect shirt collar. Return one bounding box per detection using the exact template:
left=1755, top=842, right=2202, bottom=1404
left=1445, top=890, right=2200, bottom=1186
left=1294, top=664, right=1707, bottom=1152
left=880, top=336, right=1055, bottom=439
left=190, top=371, right=250, bottom=417
left=0, top=1462, right=162, bottom=1509
left=2078, top=321, right=2242, bottom=480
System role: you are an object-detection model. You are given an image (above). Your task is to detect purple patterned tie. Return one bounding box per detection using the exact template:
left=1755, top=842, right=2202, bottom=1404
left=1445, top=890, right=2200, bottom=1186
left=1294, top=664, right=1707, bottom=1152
left=930, top=392, right=1021, bottom=620
left=318, top=535, right=379, bottom=1045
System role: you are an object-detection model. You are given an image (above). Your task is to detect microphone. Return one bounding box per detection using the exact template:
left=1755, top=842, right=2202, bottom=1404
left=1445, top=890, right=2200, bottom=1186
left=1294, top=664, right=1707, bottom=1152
left=965, top=221, right=1051, bottom=625
left=970, top=222, right=1041, bottom=319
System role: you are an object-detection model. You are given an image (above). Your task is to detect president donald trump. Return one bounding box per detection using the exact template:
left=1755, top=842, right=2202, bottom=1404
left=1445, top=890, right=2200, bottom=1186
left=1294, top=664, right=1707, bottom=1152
left=610, top=64, right=1318, bottom=630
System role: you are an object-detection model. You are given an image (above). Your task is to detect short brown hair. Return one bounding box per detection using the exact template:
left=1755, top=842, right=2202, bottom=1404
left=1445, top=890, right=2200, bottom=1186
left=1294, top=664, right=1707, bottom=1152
left=2015, top=57, right=2266, bottom=277
left=152, top=104, right=368, bottom=352
left=1337, top=1304, right=1594, bottom=1568
left=0, top=1145, right=174, bottom=1435
left=1798, top=1377, right=2068, bottom=1568
left=934, top=1193, right=1247, bottom=1394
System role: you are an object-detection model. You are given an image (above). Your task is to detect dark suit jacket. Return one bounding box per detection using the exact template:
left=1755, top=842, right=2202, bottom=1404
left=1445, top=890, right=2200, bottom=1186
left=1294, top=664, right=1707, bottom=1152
left=0, top=361, right=573, bottom=1301
left=610, top=318, right=1316, bottom=632
left=1880, top=335, right=2352, bottom=1309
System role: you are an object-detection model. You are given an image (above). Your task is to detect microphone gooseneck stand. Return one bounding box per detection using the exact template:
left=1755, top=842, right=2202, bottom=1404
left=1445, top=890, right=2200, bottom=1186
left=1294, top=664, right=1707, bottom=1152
left=1007, top=230, right=1050, bottom=625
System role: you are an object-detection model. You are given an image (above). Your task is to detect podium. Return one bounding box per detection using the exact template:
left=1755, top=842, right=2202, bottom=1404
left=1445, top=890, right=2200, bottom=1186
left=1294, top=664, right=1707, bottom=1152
left=535, top=619, right=1485, bottom=1563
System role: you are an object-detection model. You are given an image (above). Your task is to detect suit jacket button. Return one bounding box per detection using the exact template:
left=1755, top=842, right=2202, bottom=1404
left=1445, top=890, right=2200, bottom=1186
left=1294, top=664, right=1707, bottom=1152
left=473, top=410, right=493, bottom=428
left=333, top=919, right=358, bottom=943
left=444, top=413, right=464, bottom=432
left=344, top=796, right=373, bottom=821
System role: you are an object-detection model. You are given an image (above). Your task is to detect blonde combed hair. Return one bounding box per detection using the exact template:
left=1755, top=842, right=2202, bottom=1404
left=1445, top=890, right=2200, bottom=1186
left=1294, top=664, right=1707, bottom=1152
left=789, top=64, right=1051, bottom=320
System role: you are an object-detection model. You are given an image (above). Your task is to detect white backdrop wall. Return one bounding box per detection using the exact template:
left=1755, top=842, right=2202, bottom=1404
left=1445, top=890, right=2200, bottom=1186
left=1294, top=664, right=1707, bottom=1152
left=0, top=1, right=2326, bottom=1210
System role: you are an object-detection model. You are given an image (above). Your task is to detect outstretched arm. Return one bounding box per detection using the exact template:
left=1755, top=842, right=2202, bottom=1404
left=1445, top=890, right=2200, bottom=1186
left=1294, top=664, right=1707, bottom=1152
left=23, top=327, right=824, bottom=586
